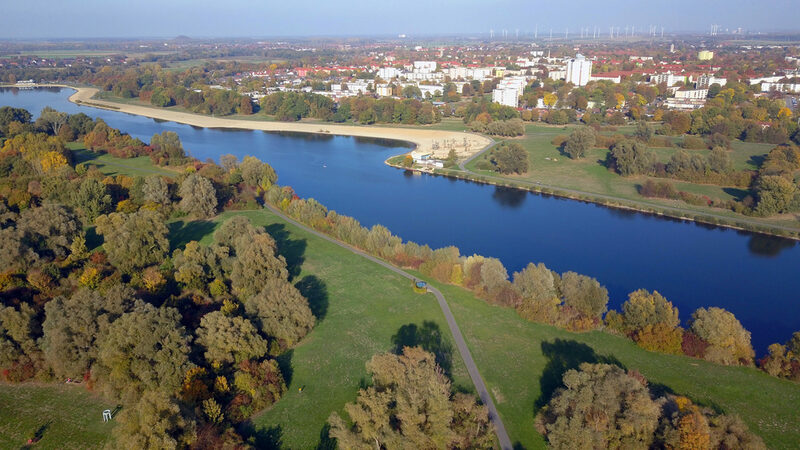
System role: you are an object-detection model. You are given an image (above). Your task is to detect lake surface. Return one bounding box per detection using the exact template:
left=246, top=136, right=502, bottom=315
left=3, top=86, right=799, bottom=352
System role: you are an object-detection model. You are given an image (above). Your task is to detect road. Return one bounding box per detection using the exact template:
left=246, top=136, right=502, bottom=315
left=264, top=203, right=514, bottom=450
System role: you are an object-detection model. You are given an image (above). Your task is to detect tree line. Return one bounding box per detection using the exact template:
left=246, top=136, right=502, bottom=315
left=264, top=182, right=800, bottom=381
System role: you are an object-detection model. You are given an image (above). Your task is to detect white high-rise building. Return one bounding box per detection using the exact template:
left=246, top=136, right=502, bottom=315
left=566, top=54, right=592, bottom=86
left=492, top=87, right=519, bottom=107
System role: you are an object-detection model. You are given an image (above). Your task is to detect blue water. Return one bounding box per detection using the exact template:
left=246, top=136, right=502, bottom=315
left=2, top=87, right=799, bottom=352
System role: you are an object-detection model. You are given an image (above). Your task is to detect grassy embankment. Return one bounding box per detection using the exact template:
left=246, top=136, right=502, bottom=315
left=3, top=129, right=797, bottom=449
left=438, top=122, right=800, bottom=237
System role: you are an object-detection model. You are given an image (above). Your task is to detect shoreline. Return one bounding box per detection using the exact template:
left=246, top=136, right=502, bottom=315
left=54, top=85, right=492, bottom=160
left=6, top=84, right=798, bottom=240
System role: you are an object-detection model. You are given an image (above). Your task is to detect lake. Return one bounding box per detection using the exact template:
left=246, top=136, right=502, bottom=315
left=2, top=86, right=799, bottom=352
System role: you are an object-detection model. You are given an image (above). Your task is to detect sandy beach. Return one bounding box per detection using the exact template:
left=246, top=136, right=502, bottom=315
left=60, top=86, right=491, bottom=159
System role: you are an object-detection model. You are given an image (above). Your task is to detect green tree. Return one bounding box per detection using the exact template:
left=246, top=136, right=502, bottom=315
left=94, top=303, right=192, bottom=400
left=95, top=210, right=170, bottom=273
left=172, top=241, right=224, bottom=291
left=230, top=233, right=288, bottom=299
left=239, top=156, right=277, bottom=189
left=608, top=139, right=653, bottom=176
left=328, top=347, right=492, bottom=449
left=72, top=178, right=112, bottom=221
left=560, top=271, right=608, bottom=320
left=196, top=311, right=268, bottom=364
left=513, top=263, right=561, bottom=324
left=633, top=121, right=654, bottom=142
left=42, top=285, right=137, bottom=378
left=178, top=173, right=217, bottom=218
left=150, top=131, right=185, bottom=164
left=490, top=142, right=529, bottom=174
left=754, top=175, right=797, bottom=216
left=689, top=307, right=754, bottom=366
left=112, top=390, right=196, bottom=449
left=535, top=363, right=662, bottom=449
left=244, top=278, right=315, bottom=351
left=707, top=146, right=733, bottom=173
left=564, top=127, right=596, bottom=159
left=17, top=204, right=82, bottom=261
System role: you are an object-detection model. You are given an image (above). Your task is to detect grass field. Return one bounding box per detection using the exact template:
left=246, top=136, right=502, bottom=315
left=462, top=124, right=800, bottom=232
left=2, top=204, right=798, bottom=448
left=0, top=384, right=114, bottom=449
left=175, top=210, right=474, bottom=448
left=69, top=143, right=179, bottom=178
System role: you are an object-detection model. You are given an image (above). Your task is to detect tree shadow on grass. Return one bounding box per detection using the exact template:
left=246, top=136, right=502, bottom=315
left=295, top=275, right=328, bottom=322
left=167, top=220, right=217, bottom=251
left=722, top=187, right=750, bottom=202
left=264, top=223, right=307, bottom=281
left=276, top=349, right=294, bottom=387
left=315, top=423, right=337, bottom=450
left=239, top=423, right=283, bottom=450
left=391, top=321, right=453, bottom=379
left=534, top=339, right=624, bottom=415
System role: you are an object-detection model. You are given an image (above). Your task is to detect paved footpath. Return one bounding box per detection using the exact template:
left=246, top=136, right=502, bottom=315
left=264, top=204, right=513, bottom=450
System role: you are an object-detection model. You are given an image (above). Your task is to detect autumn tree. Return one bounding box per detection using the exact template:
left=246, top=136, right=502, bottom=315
left=112, top=390, right=196, bottom=449
left=94, top=303, right=192, bottom=401
left=230, top=233, right=288, bottom=299
left=244, top=278, right=314, bottom=351
left=17, top=204, right=82, bottom=261
left=142, top=175, right=171, bottom=206
left=560, top=271, right=608, bottom=321
left=689, top=307, right=755, bottom=366
left=95, top=210, right=170, bottom=273
left=328, top=347, right=493, bottom=449
left=72, top=178, right=112, bottom=221
left=178, top=173, right=217, bottom=218
left=489, top=142, right=528, bottom=174
left=563, top=127, right=596, bottom=159
left=172, top=241, right=225, bottom=292
left=621, top=289, right=680, bottom=332
left=608, top=139, right=654, bottom=176
left=42, top=285, right=138, bottom=379
left=195, top=311, right=268, bottom=364
left=513, top=263, right=561, bottom=324
left=535, top=363, right=662, bottom=449
left=754, top=175, right=798, bottom=216
left=239, top=156, right=277, bottom=190
left=150, top=131, right=186, bottom=165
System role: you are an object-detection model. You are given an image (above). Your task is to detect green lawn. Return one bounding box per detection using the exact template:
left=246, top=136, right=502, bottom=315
left=172, top=210, right=473, bottom=448
left=427, top=279, right=800, bottom=449
left=3, top=205, right=799, bottom=448
left=0, top=384, right=114, bottom=449
left=462, top=125, right=800, bottom=232
left=180, top=208, right=800, bottom=449
left=69, top=143, right=179, bottom=178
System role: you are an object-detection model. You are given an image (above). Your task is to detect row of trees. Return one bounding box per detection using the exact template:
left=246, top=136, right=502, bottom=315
left=263, top=184, right=795, bottom=374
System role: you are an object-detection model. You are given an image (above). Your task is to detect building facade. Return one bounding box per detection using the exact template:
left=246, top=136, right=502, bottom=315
left=566, top=54, right=592, bottom=86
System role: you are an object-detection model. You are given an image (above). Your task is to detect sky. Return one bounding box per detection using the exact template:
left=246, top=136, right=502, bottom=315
left=2, top=0, right=799, bottom=39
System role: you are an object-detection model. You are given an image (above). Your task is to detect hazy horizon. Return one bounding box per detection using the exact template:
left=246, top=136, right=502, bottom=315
left=3, top=0, right=800, bottom=39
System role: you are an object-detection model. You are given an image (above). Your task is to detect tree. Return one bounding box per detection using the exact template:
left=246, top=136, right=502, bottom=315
left=230, top=233, right=288, bottom=299
left=328, top=347, right=492, bottom=449
left=543, top=93, right=557, bottom=108
left=195, top=311, right=268, bottom=364
left=239, top=156, right=277, bottom=190
left=608, top=139, right=653, bottom=176
left=72, top=178, right=112, bottom=221
left=17, top=204, right=82, bottom=261
left=95, top=210, right=170, bottom=273
left=707, top=146, right=732, bottom=173
left=37, top=107, right=68, bottom=136
left=150, top=131, right=186, bottom=165
left=178, top=173, right=217, bottom=218
left=172, top=241, right=225, bottom=291
left=112, top=390, right=196, bottom=449
left=689, top=307, right=754, bottom=366
left=244, top=278, right=315, bottom=351
left=513, top=263, right=561, bottom=324
left=142, top=175, right=171, bottom=206
left=560, top=272, right=608, bottom=320
left=754, top=175, right=797, bottom=216
left=535, top=363, right=662, bottom=449
left=220, top=154, right=239, bottom=172
left=633, top=121, right=654, bottom=142
left=563, top=127, right=596, bottom=159
left=490, top=142, right=528, bottom=174
left=94, top=303, right=192, bottom=400
left=42, top=285, right=137, bottom=378
left=621, top=289, right=680, bottom=332
left=213, top=215, right=260, bottom=252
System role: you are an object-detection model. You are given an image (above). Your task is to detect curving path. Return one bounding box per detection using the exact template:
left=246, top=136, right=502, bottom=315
left=263, top=203, right=513, bottom=450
